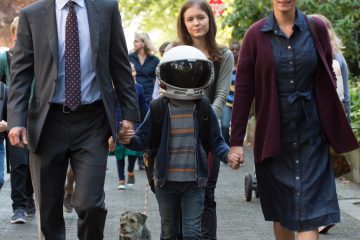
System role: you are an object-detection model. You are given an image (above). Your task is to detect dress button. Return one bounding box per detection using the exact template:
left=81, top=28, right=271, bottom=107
left=296, top=176, right=300, bottom=180
left=289, top=61, right=293, bottom=64
left=295, top=160, right=299, bottom=164
left=288, top=45, right=292, bottom=49
left=290, top=80, right=294, bottom=84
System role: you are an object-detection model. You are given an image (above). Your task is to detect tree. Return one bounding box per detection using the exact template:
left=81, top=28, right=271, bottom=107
left=222, top=0, right=360, bottom=75
left=0, top=0, right=37, bottom=46
left=118, top=0, right=233, bottom=49
left=119, top=0, right=184, bottom=46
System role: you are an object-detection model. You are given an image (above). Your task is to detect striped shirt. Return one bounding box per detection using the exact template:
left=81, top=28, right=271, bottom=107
left=167, top=100, right=197, bottom=182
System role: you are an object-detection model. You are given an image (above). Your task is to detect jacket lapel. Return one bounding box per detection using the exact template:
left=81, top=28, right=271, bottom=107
left=44, top=0, right=59, bottom=68
left=85, top=0, right=99, bottom=68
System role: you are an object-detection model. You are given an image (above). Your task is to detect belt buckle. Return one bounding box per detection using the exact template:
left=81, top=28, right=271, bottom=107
left=63, top=105, right=71, bottom=114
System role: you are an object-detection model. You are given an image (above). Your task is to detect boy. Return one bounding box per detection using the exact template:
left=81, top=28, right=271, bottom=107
left=120, top=46, right=241, bottom=238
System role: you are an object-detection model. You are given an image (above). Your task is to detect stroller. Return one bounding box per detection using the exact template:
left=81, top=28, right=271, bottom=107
left=244, top=172, right=259, bottom=202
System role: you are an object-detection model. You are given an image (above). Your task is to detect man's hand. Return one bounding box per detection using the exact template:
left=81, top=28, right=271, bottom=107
left=118, top=121, right=135, bottom=144
left=8, top=127, right=28, bottom=148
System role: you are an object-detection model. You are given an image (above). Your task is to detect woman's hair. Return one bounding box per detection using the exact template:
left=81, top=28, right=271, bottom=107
left=10, top=16, right=19, bottom=37
left=177, top=0, right=222, bottom=62
left=134, top=32, right=157, bottom=56
left=309, top=14, right=344, bottom=56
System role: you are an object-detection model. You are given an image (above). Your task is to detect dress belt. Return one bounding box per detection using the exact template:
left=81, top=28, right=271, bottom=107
left=280, top=90, right=315, bottom=144
left=50, top=100, right=103, bottom=113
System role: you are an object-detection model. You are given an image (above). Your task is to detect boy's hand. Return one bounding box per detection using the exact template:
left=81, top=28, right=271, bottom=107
left=0, top=120, right=7, bottom=132
left=118, top=122, right=135, bottom=144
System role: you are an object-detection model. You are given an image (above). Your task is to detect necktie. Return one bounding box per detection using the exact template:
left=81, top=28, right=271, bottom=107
left=65, top=0, right=81, bottom=111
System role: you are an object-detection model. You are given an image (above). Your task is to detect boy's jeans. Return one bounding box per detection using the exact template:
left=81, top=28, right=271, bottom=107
left=156, top=181, right=204, bottom=240
left=0, top=135, right=5, bottom=189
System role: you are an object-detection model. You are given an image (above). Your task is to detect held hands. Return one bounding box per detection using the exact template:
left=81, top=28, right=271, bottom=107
left=227, top=146, right=245, bottom=170
left=118, top=120, right=135, bottom=144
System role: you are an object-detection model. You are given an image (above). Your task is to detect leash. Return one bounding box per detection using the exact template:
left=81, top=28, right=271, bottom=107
left=143, top=182, right=150, bottom=216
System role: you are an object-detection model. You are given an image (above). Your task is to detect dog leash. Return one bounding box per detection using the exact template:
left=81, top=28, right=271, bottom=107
left=143, top=182, right=150, bottom=216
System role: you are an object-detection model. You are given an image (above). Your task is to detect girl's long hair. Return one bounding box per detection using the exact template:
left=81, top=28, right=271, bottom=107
left=177, top=0, right=223, bottom=62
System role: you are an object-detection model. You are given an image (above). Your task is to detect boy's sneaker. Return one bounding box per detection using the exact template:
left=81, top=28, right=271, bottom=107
left=117, top=180, right=126, bottom=190
left=63, top=192, right=73, bottom=213
left=127, top=172, right=135, bottom=186
left=25, top=197, right=36, bottom=217
left=10, top=209, right=26, bottom=224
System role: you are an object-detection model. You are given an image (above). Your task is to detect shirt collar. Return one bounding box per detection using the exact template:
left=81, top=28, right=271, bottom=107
left=56, top=0, right=85, bottom=10
left=261, top=8, right=306, bottom=33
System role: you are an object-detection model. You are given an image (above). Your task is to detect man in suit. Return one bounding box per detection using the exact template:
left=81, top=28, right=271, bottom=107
left=7, top=0, right=140, bottom=239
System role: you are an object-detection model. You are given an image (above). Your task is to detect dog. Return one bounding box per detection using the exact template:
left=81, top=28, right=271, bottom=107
left=119, top=211, right=151, bottom=240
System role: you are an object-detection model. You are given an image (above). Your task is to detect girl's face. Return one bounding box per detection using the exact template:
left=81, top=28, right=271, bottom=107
left=183, top=5, right=209, bottom=40
left=273, top=0, right=296, bottom=14
left=133, top=38, right=144, bottom=51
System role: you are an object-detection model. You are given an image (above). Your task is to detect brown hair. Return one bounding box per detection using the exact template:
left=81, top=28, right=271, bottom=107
left=177, top=0, right=222, bottom=62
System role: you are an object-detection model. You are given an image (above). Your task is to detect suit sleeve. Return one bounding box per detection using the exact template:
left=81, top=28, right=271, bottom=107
left=7, top=10, right=34, bottom=129
left=109, top=2, right=140, bottom=122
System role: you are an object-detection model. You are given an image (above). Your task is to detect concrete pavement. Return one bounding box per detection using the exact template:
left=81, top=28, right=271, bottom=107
left=1, top=146, right=360, bottom=239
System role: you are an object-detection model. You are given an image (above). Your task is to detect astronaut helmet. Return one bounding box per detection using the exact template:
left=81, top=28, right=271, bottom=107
left=156, top=45, right=214, bottom=100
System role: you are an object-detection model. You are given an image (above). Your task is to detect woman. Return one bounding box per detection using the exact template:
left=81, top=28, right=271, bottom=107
left=310, top=14, right=350, bottom=122
left=129, top=32, right=159, bottom=104
left=177, top=0, right=234, bottom=238
left=129, top=32, right=159, bottom=170
left=230, top=1, right=358, bottom=240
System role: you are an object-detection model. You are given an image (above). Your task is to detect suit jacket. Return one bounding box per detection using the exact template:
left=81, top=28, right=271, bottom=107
left=230, top=15, right=358, bottom=163
left=7, top=0, right=140, bottom=152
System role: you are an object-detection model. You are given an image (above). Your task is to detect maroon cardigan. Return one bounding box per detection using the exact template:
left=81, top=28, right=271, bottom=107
left=230, top=16, right=359, bottom=163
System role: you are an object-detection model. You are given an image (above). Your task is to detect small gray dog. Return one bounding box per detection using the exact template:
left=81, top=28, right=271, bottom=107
left=119, top=211, right=151, bottom=240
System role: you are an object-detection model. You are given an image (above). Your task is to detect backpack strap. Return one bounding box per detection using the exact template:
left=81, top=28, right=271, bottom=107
left=149, top=96, right=167, bottom=150
left=196, top=96, right=211, bottom=154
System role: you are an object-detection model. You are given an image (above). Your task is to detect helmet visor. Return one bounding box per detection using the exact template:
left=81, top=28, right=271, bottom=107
left=159, top=60, right=212, bottom=89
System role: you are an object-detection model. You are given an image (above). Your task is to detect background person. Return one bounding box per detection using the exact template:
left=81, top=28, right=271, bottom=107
left=0, top=16, right=34, bottom=224
left=309, top=14, right=350, bottom=122
left=152, top=41, right=171, bottom=100
left=229, top=1, right=358, bottom=240
left=129, top=32, right=159, bottom=104
left=110, top=63, right=149, bottom=190
left=129, top=32, right=159, bottom=171
left=177, top=0, right=234, bottom=239
left=7, top=0, right=140, bottom=239
left=220, top=41, right=240, bottom=145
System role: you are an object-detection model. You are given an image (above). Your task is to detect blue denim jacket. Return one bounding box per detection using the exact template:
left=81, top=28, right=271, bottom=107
left=125, top=100, right=229, bottom=188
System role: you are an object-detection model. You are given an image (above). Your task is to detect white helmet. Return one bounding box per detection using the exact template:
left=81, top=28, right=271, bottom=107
left=156, top=45, right=214, bottom=100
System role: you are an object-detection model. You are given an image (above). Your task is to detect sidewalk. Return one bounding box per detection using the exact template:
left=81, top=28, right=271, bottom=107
left=1, top=146, right=360, bottom=239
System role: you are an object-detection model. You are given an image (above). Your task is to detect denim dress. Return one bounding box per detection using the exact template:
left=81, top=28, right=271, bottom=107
left=256, top=11, right=340, bottom=231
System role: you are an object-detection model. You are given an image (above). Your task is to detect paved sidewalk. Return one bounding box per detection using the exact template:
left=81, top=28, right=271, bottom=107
left=1, top=146, right=360, bottom=239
